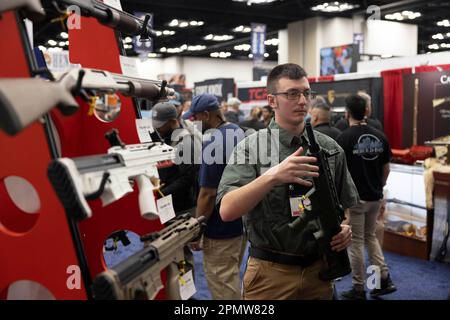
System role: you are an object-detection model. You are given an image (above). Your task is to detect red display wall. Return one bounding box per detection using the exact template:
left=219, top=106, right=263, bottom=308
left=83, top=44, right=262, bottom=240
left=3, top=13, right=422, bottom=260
left=50, top=14, right=166, bottom=298
left=0, top=12, right=87, bottom=300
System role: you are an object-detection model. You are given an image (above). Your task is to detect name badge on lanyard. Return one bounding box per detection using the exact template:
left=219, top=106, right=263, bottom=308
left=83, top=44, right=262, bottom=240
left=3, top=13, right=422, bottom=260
left=289, top=185, right=315, bottom=217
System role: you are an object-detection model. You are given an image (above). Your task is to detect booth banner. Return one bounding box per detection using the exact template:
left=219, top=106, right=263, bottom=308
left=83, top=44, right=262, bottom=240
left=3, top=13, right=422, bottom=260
left=237, top=85, right=267, bottom=103
left=251, top=23, right=266, bottom=65
left=310, top=77, right=383, bottom=123
left=403, top=70, right=450, bottom=147
left=194, top=78, right=235, bottom=102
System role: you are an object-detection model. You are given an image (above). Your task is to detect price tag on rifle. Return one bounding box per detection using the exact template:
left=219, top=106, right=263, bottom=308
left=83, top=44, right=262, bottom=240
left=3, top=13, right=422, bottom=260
left=135, top=118, right=154, bottom=143
left=179, top=270, right=196, bottom=300
left=103, top=0, right=123, bottom=10
left=156, top=194, right=176, bottom=224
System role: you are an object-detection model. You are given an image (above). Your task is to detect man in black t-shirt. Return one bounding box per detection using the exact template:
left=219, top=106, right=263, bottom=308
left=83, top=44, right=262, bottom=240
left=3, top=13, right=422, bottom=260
left=336, top=95, right=396, bottom=300
left=334, top=92, right=383, bottom=132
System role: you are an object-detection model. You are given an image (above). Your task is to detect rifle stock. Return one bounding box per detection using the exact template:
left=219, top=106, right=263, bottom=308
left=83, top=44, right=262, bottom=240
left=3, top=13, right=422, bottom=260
left=0, top=0, right=46, bottom=21
left=0, top=78, right=79, bottom=135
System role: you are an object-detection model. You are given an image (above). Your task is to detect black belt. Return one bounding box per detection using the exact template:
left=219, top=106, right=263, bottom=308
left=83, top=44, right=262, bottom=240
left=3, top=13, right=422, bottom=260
left=249, top=246, right=320, bottom=268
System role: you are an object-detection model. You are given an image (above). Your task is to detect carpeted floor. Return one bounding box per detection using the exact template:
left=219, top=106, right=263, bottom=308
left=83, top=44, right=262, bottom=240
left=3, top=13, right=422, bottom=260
left=192, top=244, right=450, bottom=300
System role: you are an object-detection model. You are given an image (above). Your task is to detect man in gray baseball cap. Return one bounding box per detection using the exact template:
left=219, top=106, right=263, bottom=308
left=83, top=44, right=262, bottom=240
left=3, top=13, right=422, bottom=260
left=151, top=100, right=199, bottom=276
left=151, top=101, right=179, bottom=137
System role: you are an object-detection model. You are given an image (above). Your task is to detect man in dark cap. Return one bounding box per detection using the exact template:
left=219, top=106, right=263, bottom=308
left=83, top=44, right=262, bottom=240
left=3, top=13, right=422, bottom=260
left=152, top=102, right=199, bottom=215
left=185, top=94, right=247, bottom=300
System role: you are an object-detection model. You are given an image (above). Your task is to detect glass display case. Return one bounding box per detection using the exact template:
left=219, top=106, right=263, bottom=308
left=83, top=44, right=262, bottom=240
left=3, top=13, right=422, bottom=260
left=382, top=163, right=429, bottom=259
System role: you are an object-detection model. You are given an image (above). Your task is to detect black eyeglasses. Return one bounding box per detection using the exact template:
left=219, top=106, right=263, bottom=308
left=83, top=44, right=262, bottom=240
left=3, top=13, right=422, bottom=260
left=271, top=89, right=317, bottom=101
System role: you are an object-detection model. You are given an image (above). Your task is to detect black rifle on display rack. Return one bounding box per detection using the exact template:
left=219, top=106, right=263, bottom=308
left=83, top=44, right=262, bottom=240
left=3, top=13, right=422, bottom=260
left=0, top=68, right=174, bottom=135
left=288, top=118, right=351, bottom=281
left=54, top=0, right=155, bottom=39
left=93, top=213, right=205, bottom=300
left=0, top=0, right=155, bottom=40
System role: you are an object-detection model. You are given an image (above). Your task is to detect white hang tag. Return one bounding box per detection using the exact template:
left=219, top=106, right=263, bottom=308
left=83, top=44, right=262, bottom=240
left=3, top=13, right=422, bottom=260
left=289, top=186, right=315, bottom=217
left=103, top=0, right=123, bottom=11
left=135, top=118, right=154, bottom=143
left=156, top=194, right=176, bottom=224
left=179, top=270, right=196, bottom=300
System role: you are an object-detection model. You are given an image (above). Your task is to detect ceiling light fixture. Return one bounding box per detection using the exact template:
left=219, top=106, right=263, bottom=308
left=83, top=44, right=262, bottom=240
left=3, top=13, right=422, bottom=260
left=168, top=19, right=179, bottom=27
left=264, top=38, right=279, bottom=46
left=204, top=34, right=234, bottom=41
left=234, top=44, right=251, bottom=51
left=437, top=19, right=450, bottom=27
left=311, top=2, right=358, bottom=13
left=188, top=45, right=207, bottom=51
left=233, top=25, right=252, bottom=33
left=210, top=51, right=232, bottom=58
left=385, top=11, right=421, bottom=21
left=168, top=19, right=204, bottom=28
left=232, top=0, right=277, bottom=6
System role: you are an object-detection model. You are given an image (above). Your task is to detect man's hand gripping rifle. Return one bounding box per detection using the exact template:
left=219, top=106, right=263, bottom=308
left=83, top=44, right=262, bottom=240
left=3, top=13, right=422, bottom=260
left=288, top=119, right=351, bottom=281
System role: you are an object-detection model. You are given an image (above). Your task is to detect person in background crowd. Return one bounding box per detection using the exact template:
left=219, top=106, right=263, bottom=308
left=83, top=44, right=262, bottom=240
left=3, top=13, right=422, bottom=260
left=151, top=102, right=200, bottom=278
left=168, top=91, right=183, bottom=117
left=334, top=92, right=383, bottom=132
left=239, top=107, right=265, bottom=131
left=337, top=94, right=396, bottom=300
left=182, top=98, right=192, bottom=116
left=220, top=100, right=228, bottom=114
left=168, top=92, right=203, bottom=160
left=184, top=93, right=247, bottom=300
left=261, top=105, right=274, bottom=127
left=217, top=63, right=357, bottom=300
left=310, top=98, right=342, bottom=140
left=224, top=97, right=244, bottom=123
left=151, top=102, right=199, bottom=215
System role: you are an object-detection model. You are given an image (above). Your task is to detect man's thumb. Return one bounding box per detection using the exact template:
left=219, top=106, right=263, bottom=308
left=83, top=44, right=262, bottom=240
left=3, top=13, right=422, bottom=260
left=292, top=146, right=303, bottom=157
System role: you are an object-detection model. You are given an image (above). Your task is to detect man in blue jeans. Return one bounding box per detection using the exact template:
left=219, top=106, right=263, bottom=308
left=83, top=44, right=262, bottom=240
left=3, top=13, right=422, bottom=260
left=184, top=94, right=247, bottom=300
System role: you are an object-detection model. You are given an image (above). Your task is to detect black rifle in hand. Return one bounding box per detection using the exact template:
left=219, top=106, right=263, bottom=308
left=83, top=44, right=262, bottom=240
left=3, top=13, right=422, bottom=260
left=288, top=119, right=351, bottom=281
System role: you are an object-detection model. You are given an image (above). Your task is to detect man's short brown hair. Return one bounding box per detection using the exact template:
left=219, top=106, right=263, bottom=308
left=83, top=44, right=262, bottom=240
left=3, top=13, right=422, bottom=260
left=267, top=63, right=308, bottom=94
